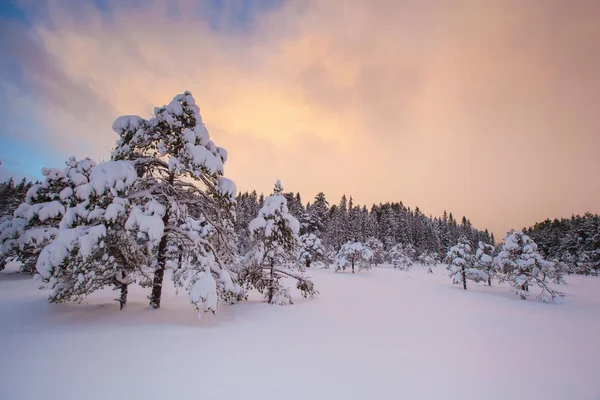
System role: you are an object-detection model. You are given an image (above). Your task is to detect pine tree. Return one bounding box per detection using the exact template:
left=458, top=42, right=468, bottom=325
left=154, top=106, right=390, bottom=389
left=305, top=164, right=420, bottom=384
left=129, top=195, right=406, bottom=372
left=334, top=241, right=373, bottom=273
left=111, top=91, right=243, bottom=314
left=474, top=241, right=495, bottom=286
left=35, top=159, right=149, bottom=309
left=243, top=181, right=317, bottom=304
left=494, top=230, right=563, bottom=303
left=323, top=245, right=337, bottom=269
left=298, top=233, right=325, bottom=268
left=418, top=250, right=440, bottom=267
left=389, top=243, right=413, bottom=270
left=306, top=192, right=329, bottom=237
left=0, top=158, right=95, bottom=274
left=365, top=237, right=385, bottom=266
left=444, top=237, right=480, bottom=290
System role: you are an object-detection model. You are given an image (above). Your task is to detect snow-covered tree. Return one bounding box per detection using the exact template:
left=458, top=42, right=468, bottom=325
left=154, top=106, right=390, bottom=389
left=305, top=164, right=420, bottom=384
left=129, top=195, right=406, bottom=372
left=494, top=230, right=563, bottom=303
left=34, top=160, right=150, bottom=309
left=327, top=195, right=350, bottom=250
left=576, top=252, right=595, bottom=276
left=334, top=241, right=373, bottom=273
left=298, top=233, right=325, bottom=268
left=444, top=237, right=485, bottom=290
left=306, top=192, right=329, bottom=237
left=111, top=91, right=243, bottom=314
left=474, top=241, right=496, bottom=286
left=549, top=258, right=568, bottom=285
left=0, top=157, right=95, bottom=274
left=323, top=245, right=336, bottom=269
left=0, top=177, right=33, bottom=223
left=0, top=157, right=153, bottom=309
left=418, top=250, right=440, bottom=267
left=389, top=243, right=413, bottom=271
left=365, top=236, right=385, bottom=266
left=243, top=181, right=317, bottom=305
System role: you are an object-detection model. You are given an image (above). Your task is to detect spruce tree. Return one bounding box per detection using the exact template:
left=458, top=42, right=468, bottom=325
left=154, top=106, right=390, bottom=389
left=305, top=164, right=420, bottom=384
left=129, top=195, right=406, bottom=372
left=389, top=243, right=413, bottom=270
left=474, top=241, right=495, bottom=286
left=444, top=237, right=477, bottom=290
left=0, top=157, right=95, bottom=274
left=298, top=233, right=325, bottom=268
left=243, top=181, right=317, bottom=304
left=365, top=237, right=385, bottom=266
left=494, top=230, right=563, bottom=303
left=111, top=91, right=243, bottom=313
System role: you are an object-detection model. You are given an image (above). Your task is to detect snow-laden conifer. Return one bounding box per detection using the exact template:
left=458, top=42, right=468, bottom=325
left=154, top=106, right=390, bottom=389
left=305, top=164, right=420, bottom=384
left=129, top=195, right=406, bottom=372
left=243, top=180, right=317, bottom=305
left=334, top=241, right=373, bottom=273
left=323, top=245, right=336, bottom=269
left=444, top=237, right=487, bottom=290
left=34, top=159, right=149, bottom=308
left=365, top=237, right=385, bottom=266
left=111, top=91, right=243, bottom=314
left=0, top=157, right=95, bottom=274
left=298, top=233, right=325, bottom=268
left=389, top=243, right=413, bottom=270
left=474, top=241, right=495, bottom=286
left=418, top=250, right=439, bottom=267
left=494, top=230, right=563, bottom=303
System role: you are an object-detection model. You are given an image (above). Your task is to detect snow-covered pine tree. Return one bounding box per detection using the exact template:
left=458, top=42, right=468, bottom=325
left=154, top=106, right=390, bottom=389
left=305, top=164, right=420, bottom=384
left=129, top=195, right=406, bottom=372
left=323, top=245, right=336, bottom=269
left=473, top=241, right=495, bottom=286
left=576, top=252, right=595, bottom=276
left=0, top=157, right=95, bottom=274
left=307, top=192, right=329, bottom=237
left=389, top=243, right=413, bottom=270
left=298, top=233, right=325, bottom=268
left=34, top=159, right=150, bottom=309
left=326, top=195, right=349, bottom=250
left=418, top=250, right=440, bottom=267
left=243, top=180, right=317, bottom=305
left=347, top=197, right=362, bottom=242
left=334, top=241, right=373, bottom=273
left=111, top=91, right=243, bottom=314
left=283, top=192, right=306, bottom=234
left=444, top=237, right=484, bottom=290
left=365, top=237, right=385, bottom=266
left=549, top=258, right=568, bottom=285
left=494, top=230, right=563, bottom=303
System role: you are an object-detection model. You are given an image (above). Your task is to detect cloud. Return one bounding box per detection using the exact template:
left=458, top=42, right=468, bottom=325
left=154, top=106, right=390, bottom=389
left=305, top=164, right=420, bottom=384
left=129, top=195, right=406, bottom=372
left=2, top=0, right=600, bottom=236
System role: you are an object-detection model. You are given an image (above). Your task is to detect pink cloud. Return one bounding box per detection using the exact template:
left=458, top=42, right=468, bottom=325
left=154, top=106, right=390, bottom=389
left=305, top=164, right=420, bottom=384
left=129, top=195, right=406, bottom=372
left=6, top=0, right=600, bottom=236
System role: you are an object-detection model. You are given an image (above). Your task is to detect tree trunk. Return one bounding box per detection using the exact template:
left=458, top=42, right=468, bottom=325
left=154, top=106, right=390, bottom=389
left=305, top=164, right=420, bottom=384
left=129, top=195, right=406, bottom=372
left=519, top=281, right=529, bottom=299
left=118, top=283, right=128, bottom=310
left=306, top=259, right=310, bottom=269
left=268, top=262, right=275, bottom=303
left=461, top=266, right=467, bottom=290
left=352, top=260, right=355, bottom=274
left=149, top=264, right=165, bottom=309
left=149, top=173, right=174, bottom=309
left=487, top=273, right=491, bottom=286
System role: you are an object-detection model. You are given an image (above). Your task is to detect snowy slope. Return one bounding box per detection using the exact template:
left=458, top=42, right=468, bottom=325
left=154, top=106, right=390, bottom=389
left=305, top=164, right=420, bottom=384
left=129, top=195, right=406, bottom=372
left=1, top=265, right=599, bottom=400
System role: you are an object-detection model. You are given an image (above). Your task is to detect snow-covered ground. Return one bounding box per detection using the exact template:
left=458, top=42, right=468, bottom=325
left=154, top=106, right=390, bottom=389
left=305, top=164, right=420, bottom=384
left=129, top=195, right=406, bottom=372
left=1, top=265, right=599, bottom=400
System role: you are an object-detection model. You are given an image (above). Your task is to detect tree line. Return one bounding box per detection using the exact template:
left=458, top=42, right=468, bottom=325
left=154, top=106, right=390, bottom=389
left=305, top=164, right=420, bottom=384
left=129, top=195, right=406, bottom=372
left=235, top=191, right=495, bottom=259
left=524, top=213, right=600, bottom=275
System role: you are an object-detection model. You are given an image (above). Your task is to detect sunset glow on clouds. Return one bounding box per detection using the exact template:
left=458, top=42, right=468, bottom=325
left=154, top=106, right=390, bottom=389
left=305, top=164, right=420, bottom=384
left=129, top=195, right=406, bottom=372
left=1, top=0, right=599, bottom=236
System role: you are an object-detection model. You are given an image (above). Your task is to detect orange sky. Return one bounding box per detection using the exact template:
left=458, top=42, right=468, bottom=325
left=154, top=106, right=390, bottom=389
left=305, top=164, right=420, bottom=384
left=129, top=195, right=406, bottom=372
left=3, top=0, right=600, bottom=237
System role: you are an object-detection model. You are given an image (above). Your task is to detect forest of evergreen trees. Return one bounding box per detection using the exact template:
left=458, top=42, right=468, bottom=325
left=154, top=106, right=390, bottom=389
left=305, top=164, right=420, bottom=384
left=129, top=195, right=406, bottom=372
left=525, top=213, right=600, bottom=275
left=3, top=175, right=598, bottom=278
left=0, top=178, right=34, bottom=222
left=235, top=190, right=494, bottom=258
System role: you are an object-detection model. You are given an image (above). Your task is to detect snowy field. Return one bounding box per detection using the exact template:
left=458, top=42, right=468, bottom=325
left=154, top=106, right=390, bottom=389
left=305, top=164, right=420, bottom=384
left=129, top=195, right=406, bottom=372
left=1, top=264, right=599, bottom=400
